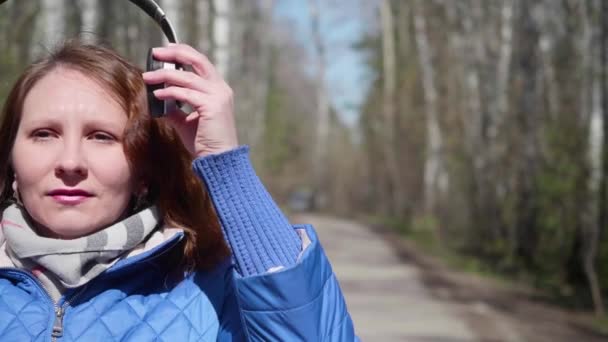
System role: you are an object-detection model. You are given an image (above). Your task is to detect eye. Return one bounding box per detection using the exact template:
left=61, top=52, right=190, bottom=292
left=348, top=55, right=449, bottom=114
left=89, top=131, right=116, bottom=142
left=31, top=129, right=56, bottom=141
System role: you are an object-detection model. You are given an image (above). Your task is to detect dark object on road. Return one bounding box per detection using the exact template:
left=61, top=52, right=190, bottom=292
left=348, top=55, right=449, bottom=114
left=288, top=188, right=314, bottom=212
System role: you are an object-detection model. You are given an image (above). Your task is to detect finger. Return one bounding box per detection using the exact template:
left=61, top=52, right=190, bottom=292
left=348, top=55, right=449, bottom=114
left=142, top=69, right=211, bottom=93
left=153, top=86, right=210, bottom=109
left=162, top=110, right=202, bottom=131
left=163, top=108, right=193, bottom=123
left=184, top=111, right=201, bottom=123
left=152, top=44, right=219, bottom=80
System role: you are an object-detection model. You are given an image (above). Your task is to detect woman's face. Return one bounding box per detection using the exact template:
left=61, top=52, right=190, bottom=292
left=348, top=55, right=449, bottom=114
left=11, top=68, right=135, bottom=239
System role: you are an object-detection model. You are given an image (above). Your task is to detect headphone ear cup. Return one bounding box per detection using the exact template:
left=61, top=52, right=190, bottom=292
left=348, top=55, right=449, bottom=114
left=146, top=48, right=166, bottom=117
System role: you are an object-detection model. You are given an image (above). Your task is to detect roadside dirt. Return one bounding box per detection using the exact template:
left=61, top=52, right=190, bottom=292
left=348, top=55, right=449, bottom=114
left=369, top=223, right=608, bottom=342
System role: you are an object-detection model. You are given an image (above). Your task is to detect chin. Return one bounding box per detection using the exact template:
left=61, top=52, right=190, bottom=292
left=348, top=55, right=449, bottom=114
left=33, top=210, right=118, bottom=239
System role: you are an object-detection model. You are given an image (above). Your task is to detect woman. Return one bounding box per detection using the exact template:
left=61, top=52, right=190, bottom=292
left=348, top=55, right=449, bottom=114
left=0, top=41, right=357, bottom=341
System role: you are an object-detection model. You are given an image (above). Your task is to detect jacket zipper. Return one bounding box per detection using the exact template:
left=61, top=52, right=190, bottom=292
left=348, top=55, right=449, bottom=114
left=51, top=285, right=89, bottom=341
left=50, top=296, right=76, bottom=342
left=51, top=305, right=64, bottom=341
left=0, top=268, right=85, bottom=342
left=0, top=233, right=183, bottom=341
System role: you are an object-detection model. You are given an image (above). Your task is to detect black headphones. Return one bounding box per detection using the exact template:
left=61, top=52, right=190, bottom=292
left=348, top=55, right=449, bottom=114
left=0, top=0, right=181, bottom=117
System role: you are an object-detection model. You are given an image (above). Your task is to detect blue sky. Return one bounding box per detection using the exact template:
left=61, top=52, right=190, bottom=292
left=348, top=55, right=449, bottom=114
left=274, top=1, right=374, bottom=128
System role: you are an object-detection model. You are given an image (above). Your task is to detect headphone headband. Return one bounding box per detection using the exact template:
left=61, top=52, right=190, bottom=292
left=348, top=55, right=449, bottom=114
left=0, top=0, right=179, bottom=43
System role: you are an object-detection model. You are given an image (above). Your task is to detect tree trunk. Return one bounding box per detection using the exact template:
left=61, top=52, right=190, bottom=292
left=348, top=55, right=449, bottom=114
left=600, top=0, right=608, bottom=256
left=96, top=0, right=113, bottom=43
left=583, top=0, right=607, bottom=317
left=180, top=0, right=211, bottom=52
left=493, top=0, right=514, bottom=141
left=249, top=0, right=275, bottom=151
left=41, top=0, right=64, bottom=46
left=212, top=0, right=231, bottom=77
left=413, top=0, right=447, bottom=216
left=309, top=0, right=331, bottom=210
left=536, top=0, right=559, bottom=120
left=63, top=0, right=83, bottom=39
left=513, top=0, right=541, bottom=268
left=12, top=0, right=40, bottom=63
left=379, top=0, right=406, bottom=216
left=453, top=0, right=501, bottom=245
left=181, top=0, right=201, bottom=47
left=495, top=0, right=516, bottom=261
left=80, top=0, right=97, bottom=43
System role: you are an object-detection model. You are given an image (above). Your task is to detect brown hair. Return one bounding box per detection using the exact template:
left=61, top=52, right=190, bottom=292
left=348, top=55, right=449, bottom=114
left=0, top=40, right=230, bottom=271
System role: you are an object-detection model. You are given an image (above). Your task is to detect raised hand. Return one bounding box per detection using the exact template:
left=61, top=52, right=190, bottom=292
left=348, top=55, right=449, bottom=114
left=142, top=43, right=238, bottom=158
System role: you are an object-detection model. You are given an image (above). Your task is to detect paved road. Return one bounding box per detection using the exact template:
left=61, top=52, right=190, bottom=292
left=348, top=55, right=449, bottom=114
left=292, top=214, right=477, bottom=342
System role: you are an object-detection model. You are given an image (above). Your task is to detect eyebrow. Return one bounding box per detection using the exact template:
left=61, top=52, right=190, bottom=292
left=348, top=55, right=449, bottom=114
left=20, top=117, right=126, bottom=132
left=19, top=117, right=60, bottom=128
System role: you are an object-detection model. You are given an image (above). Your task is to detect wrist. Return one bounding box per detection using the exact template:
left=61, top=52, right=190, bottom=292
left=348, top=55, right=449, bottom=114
left=195, top=143, right=239, bottom=158
left=193, top=145, right=248, bottom=163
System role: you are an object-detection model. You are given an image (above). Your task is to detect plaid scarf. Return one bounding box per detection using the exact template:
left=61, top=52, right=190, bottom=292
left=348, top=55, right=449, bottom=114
left=2, top=204, right=160, bottom=289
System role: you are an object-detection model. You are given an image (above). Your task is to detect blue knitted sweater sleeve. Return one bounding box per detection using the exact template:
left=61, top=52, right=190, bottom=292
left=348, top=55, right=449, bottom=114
left=191, top=146, right=302, bottom=276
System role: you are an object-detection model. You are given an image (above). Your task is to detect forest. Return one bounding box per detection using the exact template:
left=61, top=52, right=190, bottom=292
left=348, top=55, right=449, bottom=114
left=1, top=0, right=607, bottom=317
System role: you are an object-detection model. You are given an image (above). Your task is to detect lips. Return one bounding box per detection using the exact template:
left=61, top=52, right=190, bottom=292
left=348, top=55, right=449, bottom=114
left=48, top=189, right=93, bottom=205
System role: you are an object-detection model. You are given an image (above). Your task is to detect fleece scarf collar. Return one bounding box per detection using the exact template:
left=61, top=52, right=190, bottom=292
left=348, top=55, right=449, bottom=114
left=2, top=204, right=160, bottom=289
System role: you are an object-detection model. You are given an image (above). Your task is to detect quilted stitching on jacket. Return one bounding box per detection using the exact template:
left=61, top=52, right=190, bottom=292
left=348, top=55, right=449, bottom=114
left=0, top=278, right=49, bottom=341
left=0, top=264, right=228, bottom=341
left=62, top=284, right=219, bottom=341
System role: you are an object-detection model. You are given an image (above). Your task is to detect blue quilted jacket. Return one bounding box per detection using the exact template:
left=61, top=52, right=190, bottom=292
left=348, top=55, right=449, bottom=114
left=0, top=147, right=358, bottom=341
left=0, top=225, right=355, bottom=341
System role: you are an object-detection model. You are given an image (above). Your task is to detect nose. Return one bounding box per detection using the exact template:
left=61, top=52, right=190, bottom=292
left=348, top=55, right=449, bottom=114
left=55, top=138, right=87, bottom=178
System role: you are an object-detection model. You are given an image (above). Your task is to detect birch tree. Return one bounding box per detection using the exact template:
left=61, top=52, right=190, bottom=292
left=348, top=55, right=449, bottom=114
left=413, top=0, right=447, bottom=216
left=41, top=0, right=64, bottom=47
left=212, top=0, right=231, bottom=78
left=180, top=0, right=211, bottom=51
left=600, top=0, right=608, bottom=276
left=80, top=0, right=96, bottom=42
left=495, top=0, right=515, bottom=259
left=493, top=0, right=514, bottom=142
left=448, top=1, right=497, bottom=244
left=535, top=0, right=560, bottom=119
left=582, top=0, right=606, bottom=316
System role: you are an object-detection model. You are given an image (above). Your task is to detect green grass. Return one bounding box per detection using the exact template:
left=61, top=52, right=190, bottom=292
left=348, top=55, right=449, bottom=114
left=592, top=316, right=608, bottom=335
